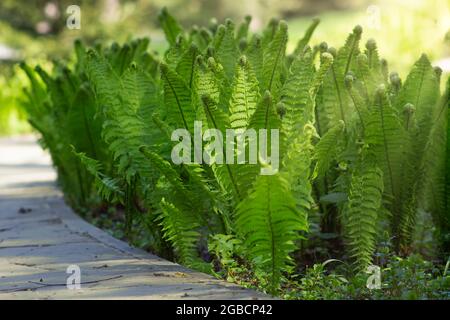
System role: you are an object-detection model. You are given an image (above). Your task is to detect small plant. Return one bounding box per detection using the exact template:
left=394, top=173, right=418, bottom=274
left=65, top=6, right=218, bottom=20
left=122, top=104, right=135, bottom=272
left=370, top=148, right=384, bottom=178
left=284, top=255, right=449, bottom=300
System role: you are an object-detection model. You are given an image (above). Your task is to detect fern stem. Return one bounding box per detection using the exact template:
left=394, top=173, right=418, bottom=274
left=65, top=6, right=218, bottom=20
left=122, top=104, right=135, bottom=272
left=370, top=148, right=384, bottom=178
left=348, top=89, right=366, bottom=135
left=267, top=34, right=285, bottom=92
left=344, top=32, right=359, bottom=76
left=162, top=71, right=190, bottom=131
left=189, top=53, right=196, bottom=88
left=75, top=164, right=87, bottom=207
left=378, top=94, right=395, bottom=197
left=331, top=66, right=346, bottom=126
left=266, top=180, right=276, bottom=294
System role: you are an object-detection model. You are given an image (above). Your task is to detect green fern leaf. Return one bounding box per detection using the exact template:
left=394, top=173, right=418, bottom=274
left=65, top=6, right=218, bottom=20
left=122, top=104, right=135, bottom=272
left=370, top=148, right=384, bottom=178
left=365, top=86, right=405, bottom=201
left=313, top=120, right=345, bottom=178
left=342, top=152, right=384, bottom=271
left=246, top=34, right=264, bottom=86
left=319, top=26, right=362, bottom=130
left=72, top=148, right=124, bottom=202
left=176, top=43, right=199, bottom=89
left=158, top=7, right=184, bottom=47
left=235, top=173, right=307, bottom=292
left=236, top=15, right=252, bottom=41
left=161, top=63, right=196, bottom=134
left=158, top=199, right=210, bottom=272
left=262, top=21, right=288, bottom=95
left=229, top=56, right=260, bottom=130
left=293, top=18, right=320, bottom=57
left=214, top=20, right=239, bottom=81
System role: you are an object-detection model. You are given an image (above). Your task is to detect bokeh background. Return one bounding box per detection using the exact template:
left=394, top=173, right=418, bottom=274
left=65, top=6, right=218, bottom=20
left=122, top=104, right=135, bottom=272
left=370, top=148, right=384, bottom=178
left=1, top=0, right=449, bottom=134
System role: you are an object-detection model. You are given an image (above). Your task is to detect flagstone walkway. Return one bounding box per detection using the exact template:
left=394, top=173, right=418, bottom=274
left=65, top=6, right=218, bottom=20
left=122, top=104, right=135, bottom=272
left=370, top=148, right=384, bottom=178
left=0, top=136, right=267, bottom=299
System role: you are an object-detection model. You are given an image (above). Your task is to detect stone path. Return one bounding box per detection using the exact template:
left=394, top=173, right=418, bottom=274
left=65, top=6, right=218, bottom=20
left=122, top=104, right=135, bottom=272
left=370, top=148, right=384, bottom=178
left=0, top=136, right=267, bottom=299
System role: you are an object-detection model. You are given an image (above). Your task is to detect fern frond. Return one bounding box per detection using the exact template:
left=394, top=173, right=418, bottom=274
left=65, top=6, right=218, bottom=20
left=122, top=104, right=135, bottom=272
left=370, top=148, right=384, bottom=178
left=309, top=52, right=334, bottom=99
left=395, top=54, right=439, bottom=158
left=201, top=95, right=248, bottom=201
left=72, top=148, right=124, bottom=203
left=194, top=57, right=222, bottom=106
left=342, top=152, right=384, bottom=271
left=158, top=7, right=184, bottom=47
left=365, top=86, right=405, bottom=201
left=319, top=26, right=362, bottom=130
left=158, top=199, right=210, bottom=272
left=261, top=18, right=279, bottom=48
left=201, top=93, right=230, bottom=133
left=214, top=20, right=239, bottom=81
left=165, top=35, right=187, bottom=68
left=249, top=91, right=280, bottom=130
left=236, top=15, right=252, bottom=41
left=262, top=21, right=288, bottom=95
left=66, top=85, right=106, bottom=161
left=281, top=124, right=315, bottom=224
left=139, top=146, right=191, bottom=199
left=391, top=55, right=440, bottom=248
left=229, top=56, right=260, bottom=130
left=246, top=34, right=264, bottom=86
left=364, top=39, right=381, bottom=71
left=313, top=120, right=345, bottom=178
left=292, top=18, right=320, bottom=57
left=176, top=43, right=199, bottom=89
left=235, top=173, right=307, bottom=292
left=421, top=81, right=449, bottom=254
left=281, top=48, right=315, bottom=139
left=161, top=63, right=196, bottom=134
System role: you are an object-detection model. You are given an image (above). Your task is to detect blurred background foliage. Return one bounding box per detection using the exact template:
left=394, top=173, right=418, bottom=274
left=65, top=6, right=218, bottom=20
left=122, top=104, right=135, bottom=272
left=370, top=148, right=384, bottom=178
left=0, top=0, right=449, bottom=135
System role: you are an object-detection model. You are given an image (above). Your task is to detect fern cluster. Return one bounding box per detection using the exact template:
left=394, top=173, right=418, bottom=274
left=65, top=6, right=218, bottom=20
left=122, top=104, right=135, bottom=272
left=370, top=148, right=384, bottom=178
left=20, top=8, right=449, bottom=293
left=313, top=30, right=449, bottom=268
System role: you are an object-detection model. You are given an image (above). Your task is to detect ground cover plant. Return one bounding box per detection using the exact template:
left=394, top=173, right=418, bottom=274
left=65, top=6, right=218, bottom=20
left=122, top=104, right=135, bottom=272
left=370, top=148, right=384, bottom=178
left=19, top=9, right=449, bottom=298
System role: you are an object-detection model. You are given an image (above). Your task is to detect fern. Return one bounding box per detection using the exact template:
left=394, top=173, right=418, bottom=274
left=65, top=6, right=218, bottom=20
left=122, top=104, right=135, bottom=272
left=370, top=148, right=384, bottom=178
left=89, top=62, right=151, bottom=180
left=161, top=63, right=197, bottom=134
left=421, top=79, right=450, bottom=256
left=318, top=26, right=362, bottom=130
left=292, top=18, right=320, bottom=57
left=175, top=43, right=199, bottom=89
left=229, top=56, right=260, bottom=130
left=281, top=48, right=315, bottom=139
left=20, top=10, right=450, bottom=293
left=246, top=35, right=264, bottom=85
left=158, top=7, right=184, bottom=47
left=342, top=152, right=384, bottom=271
left=214, top=20, right=239, bottom=81
left=235, top=174, right=307, bottom=293
left=158, top=198, right=210, bottom=272
left=366, top=86, right=405, bottom=205
left=72, top=148, right=124, bottom=203
left=392, top=55, right=440, bottom=250
left=236, top=15, right=252, bottom=42
left=262, top=20, right=288, bottom=96
left=313, top=120, right=345, bottom=178
left=201, top=95, right=245, bottom=201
